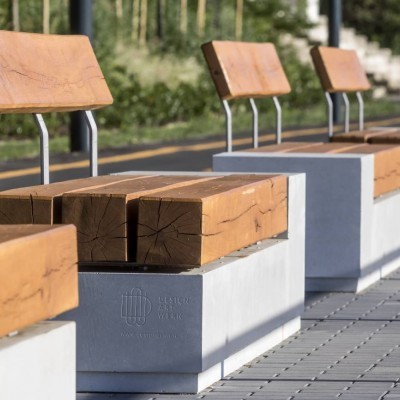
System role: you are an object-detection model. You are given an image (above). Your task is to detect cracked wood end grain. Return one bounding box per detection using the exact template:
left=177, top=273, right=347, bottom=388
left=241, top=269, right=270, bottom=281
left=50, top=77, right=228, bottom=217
left=202, top=41, right=291, bottom=100
left=0, top=224, right=78, bottom=338
left=0, top=30, right=112, bottom=113
left=310, top=46, right=371, bottom=93
left=137, top=174, right=288, bottom=266
left=0, top=175, right=147, bottom=224
left=62, top=175, right=220, bottom=262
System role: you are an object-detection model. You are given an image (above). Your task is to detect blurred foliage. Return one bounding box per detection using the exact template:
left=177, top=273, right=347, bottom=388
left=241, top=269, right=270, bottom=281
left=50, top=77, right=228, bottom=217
left=0, top=0, right=322, bottom=141
left=326, top=0, right=400, bottom=55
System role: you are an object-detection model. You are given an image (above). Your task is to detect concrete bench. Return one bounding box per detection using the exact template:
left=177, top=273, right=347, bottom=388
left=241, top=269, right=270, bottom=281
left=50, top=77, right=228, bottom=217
left=203, top=40, right=400, bottom=292
left=0, top=225, right=78, bottom=400
left=310, top=45, right=400, bottom=142
left=59, top=170, right=305, bottom=393
left=0, top=29, right=111, bottom=399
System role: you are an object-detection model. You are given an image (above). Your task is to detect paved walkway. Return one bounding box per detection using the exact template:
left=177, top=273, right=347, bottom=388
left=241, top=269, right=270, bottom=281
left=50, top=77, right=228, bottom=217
left=78, top=268, right=400, bottom=400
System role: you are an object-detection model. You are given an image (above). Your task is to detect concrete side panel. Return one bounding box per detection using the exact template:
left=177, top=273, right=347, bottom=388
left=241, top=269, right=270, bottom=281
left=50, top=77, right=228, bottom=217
left=214, top=152, right=365, bottom=278
left=61, top=274, right=203, bottom=373
left=0, top=321, right=75, bottom=400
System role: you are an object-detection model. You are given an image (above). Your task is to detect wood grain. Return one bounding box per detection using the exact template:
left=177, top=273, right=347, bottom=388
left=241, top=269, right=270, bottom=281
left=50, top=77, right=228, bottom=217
left=339, top=144, right=400, bottom=197
left=245, top=142, right=323, bottom=153
left=62, top=175, right=219, bottom=262
left=367, top=131, right=400, bottom=144
left=254, top=142, right=400, bottom=198
left=310, top=46, right=371, bottom=93
left=0, top=30, right=112, bottom=113
left=0, top=224, right=78, bottom=338
left=202, top=41, right=291, bottom=100
left=0, top=175, right=147, bottom=224
left=137, top=175, right=288, bottom=266
left=330, top=130, right=395, bottom=143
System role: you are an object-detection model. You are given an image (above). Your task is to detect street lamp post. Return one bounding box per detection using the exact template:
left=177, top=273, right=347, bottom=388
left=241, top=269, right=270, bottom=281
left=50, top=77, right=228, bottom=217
left=69, top=0, right=92, bottom=153
left=328, top=0, right=342, bottom=124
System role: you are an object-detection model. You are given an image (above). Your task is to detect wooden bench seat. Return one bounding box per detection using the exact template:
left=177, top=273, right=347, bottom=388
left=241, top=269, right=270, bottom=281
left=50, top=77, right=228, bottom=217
left=62, top=175, right=220, bottom=262
left=330, top=130, right=400, bottom=143
left=0, top=224, right=78, bottom=337
left=244, top=142, right=400, bottom=198
left=311, top=46, right=399, bottom=142
left=137, top=174, right=287, bottom=266
left=0, top=175, right=148, bottom=224
left=203, top=41, right=399, bottom=146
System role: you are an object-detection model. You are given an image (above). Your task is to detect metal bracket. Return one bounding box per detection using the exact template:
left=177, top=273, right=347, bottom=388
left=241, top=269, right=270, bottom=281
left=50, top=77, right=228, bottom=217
left=84, top=110, right=98, bottom=177
left=222, top=100, right=233, bottom=152
left=272, top=96, right=282, bottom=144
left=249, top=98, right=258, bottom=148
left=356, top=91, right=364, bottom=131
left=33, top=113, right=49, bottom=184
left=342, top=93, right=350, bottom=133
left=324, top=92, right=334, bottom=138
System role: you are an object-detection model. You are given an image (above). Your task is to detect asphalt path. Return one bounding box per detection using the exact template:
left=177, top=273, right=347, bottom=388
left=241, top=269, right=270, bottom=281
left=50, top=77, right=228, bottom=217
left=1, top=116, right=400, bottom=190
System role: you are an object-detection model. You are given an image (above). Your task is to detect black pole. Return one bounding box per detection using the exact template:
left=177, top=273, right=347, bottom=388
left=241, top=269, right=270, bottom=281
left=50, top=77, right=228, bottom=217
left=69, top=0, right=92, bottom=153
left=328, top=0, right=342, bottom=124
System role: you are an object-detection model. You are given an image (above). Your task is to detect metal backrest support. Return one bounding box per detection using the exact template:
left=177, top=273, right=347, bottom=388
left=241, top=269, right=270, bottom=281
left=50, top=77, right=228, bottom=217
left=310, top=46, right=370, bottom=137
left=0, top=30, right=113, bottom=183
left=202, top=41, right=291, bottom=151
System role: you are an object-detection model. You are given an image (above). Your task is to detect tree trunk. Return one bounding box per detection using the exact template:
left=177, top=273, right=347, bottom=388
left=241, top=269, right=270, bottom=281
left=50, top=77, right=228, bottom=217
left=43, top=0, right=50, bottom=34
left=139, top=0, right=148, bottom=46
left=235, top=0, right=243, bottom=40
left=116, top=0, right=123, bottom=19
left=132, top=0, right=140, bottom=42
left=12, top=0, right=20, bottom=31
left=197, top=0, right=206, bottom=38
left=156, top=0, right=166, bottom=40
left=180, top=0, right=187, bottom=34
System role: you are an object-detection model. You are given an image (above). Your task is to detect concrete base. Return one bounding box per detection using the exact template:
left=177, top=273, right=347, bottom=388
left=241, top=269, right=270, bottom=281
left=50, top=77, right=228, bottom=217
left=59, top=173, right=305, bottom=394
left=213, top=151, right=400, bottom=293
left=0, top=321, right=76, bottom=400
left=78, top=317, right=299, bottom=393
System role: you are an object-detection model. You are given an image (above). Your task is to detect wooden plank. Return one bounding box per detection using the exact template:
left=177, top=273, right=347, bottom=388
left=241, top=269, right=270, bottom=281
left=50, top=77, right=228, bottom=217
left=202, top=41, right=291, bottom=100
left=368, top=131, right=400, bottom=144
left=310, top=46, right=371, bottom=93
left=62, top=175, right=219, bottom=262
left=0, top=175, right=147, bottom=224
left=245, top=142, right=323, bottom=153
left=285, top=142, right=366, bottom=153
left=136, top=174, right=288, bottom=266
left=330, top=130, right=393, bottom=143
left=0, top=30, right=112, bottom=113
left=339, top=144, right=400, bottom=197
left=0, top=224, right=78, bottom=338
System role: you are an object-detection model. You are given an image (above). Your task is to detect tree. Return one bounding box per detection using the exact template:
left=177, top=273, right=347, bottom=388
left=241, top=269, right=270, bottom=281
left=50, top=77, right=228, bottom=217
left=342, top=0, right=400, bottom=54
left=197, top=0, right=206, bottom=38
left=236, top=0, right=243, bottom=40
left=139, top=0, right=148, bottom=46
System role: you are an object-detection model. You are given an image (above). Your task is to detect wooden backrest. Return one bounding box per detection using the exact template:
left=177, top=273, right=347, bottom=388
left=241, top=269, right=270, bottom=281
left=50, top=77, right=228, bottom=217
left=0, top=30, right=113, bottom=114
left=310, top=46, right=371, bottom=93
left=202, top=41, right=291, bottom=100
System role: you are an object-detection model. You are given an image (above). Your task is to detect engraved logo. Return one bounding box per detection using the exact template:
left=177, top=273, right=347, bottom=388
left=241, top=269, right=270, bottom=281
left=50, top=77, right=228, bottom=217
left=121, top=288, right=152, bottom=327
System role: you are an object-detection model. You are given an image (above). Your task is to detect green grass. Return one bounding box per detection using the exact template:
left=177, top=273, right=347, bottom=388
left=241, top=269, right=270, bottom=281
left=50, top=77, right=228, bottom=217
left=0, top=98, right=398, bottom=163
